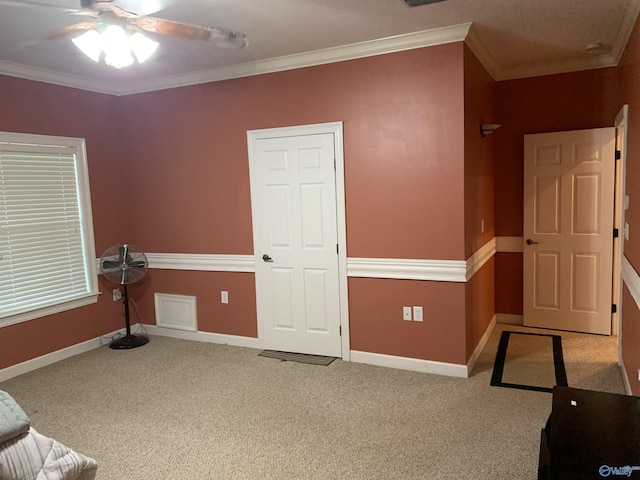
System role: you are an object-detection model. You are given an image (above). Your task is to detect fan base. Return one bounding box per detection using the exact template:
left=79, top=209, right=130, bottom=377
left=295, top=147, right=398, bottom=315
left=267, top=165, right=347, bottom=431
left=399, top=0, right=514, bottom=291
left=109, top=334, right=149, bottom=350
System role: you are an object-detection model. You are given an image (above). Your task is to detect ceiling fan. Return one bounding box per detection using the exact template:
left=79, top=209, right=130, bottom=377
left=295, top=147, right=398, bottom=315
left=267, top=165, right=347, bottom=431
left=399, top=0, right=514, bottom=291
left=1, top=0, right=248, bottom=68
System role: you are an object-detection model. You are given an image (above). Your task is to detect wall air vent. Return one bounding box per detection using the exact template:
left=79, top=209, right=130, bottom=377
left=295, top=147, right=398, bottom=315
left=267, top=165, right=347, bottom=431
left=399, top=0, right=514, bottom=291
left=404, top=0, right=446, bottom=6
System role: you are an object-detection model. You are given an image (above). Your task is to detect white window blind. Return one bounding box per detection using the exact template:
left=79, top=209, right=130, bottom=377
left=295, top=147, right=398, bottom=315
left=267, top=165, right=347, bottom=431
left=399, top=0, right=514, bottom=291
left=0, top=132, right=98, bottom=326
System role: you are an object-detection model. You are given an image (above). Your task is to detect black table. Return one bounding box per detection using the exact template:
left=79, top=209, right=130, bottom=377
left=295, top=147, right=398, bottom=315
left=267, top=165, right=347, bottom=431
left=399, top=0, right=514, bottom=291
left=539, top=386, right=640, bottom=479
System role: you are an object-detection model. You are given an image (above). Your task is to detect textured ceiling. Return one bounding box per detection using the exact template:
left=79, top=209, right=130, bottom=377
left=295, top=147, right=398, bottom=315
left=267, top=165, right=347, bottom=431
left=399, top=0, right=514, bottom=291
left=0, top=0, right=639, bottom=95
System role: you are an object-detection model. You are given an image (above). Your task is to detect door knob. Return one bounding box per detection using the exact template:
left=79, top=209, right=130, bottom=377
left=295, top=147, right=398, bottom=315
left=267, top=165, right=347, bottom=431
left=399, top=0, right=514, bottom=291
left=526, top=239, right=539, bottom=245
left=262, top=254, right=273, bottom=262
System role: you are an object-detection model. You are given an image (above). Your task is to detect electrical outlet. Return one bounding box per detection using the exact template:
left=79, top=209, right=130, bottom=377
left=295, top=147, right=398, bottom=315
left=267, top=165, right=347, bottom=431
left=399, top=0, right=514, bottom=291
left=112, top=288, right=122, bottom=302
left=403, top=306, right=412, bottom=321
left=221, top=291, right=229, bottom=304
left=413, top=306, right=423, bottom=322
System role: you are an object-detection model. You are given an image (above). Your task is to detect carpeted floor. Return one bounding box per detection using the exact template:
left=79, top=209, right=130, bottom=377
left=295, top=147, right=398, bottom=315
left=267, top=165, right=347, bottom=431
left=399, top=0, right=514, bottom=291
left=491, top=331, right=567, bottom=393
left=0, top=323, right=625, bottom=480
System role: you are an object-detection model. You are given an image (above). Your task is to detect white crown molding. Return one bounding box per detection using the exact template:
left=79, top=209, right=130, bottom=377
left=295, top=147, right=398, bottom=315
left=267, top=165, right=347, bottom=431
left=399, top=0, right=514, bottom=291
left=611, top=0, right=640, bottom=66
left=466, top=238, right=496, bottom=280
left=464, top=23, right=501, bottom=80
left=467, top=25, right=619, bottom=81
left=0, top=24, right=471, bottom=96
left=0, top=60, right=119, bottom=95
left=145, top=253, right=255, bottom=272
left=496, top=236, right=524, bottom=253
left=495, top=53, right=618, bottom=82
left=122, top=23, right=472, bottom=95
left=622, top=255, right=640, bottom=311
left=465, top=1, right=640, bottom=82
left=347, top=257, right=467, bottom=282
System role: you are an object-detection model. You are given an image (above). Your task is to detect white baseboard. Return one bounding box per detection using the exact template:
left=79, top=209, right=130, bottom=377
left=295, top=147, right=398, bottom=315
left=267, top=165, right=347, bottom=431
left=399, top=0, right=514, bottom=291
left=0, top=326, right=129, bottom=384
left=466, top=315, right=496, bottom=376
left=0, top=321, right=496, bottom=383
left=496, top=313, right=523, bottom=325
left=620, top=357, right=633, bottom=396
left=141, top=324, right=261, bottom=349
left=350, top=350, right=468, bottom=378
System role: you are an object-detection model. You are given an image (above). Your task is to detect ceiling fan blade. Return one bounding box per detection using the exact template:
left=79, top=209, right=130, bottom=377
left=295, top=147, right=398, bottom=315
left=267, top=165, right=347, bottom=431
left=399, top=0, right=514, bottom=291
left=132, top=16, right=248, bottom=48
left=0, top=0, right=97, bottom=16
left=117, top=0, right=168, bottom=17
left=49, top=21, right=97, bottom=39
left=85, top=0, right=139, bottom=18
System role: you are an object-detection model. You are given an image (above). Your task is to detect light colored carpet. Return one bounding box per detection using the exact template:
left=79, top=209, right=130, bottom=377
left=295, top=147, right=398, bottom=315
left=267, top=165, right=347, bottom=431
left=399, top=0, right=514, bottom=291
left=0, top=324, right=625, bottom=480
left=501, top=333, right=558, bottom=390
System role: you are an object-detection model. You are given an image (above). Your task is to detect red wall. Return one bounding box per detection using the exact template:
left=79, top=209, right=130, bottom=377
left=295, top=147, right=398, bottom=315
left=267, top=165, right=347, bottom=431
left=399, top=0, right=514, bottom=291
left=463, top=45, right=496, bottom=355
left=0, top=76, right=134, bottom=368
left=618, top=14, right=640, bottom=395
left=493, top=67, right=619, bottom=316
left=465, top=259, right=495, bottom=359
left=622, top=287, right=640, bottom=396
left=119, top=43, right=466, bottom=260
left=464, top=45, right=496, bottom=257
left=116, top=43, right=471, bottom=365
left=1, top=43, right=475, bottom=369
left=348, top=278, right=467, bottom=364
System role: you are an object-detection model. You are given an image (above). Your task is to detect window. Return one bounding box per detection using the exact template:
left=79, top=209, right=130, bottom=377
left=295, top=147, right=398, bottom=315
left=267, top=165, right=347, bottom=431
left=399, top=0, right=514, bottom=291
left=0, top=132, right=98, bottom=327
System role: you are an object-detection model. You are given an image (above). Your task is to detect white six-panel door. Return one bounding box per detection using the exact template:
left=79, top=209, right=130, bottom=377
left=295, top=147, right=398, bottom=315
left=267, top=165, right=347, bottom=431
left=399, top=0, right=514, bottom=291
left=523, top=128, right=615, bottom=335
left=248, top=126, right=342, bottom=357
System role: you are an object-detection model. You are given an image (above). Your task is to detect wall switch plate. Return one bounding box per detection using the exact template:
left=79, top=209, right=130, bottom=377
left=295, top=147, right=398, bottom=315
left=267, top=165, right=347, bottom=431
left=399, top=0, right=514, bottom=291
left=413, top=306, right=423, bottom=322
left=625, top=222, right=630, bottom=241
left=481, top=218, right=485, bottom=233
left=625, top=195, right=630, bottom=210
left=403, top=306, right=412, bottom=321
left=221, top=291, right=229, bottom=304
left=112, top=288, right=122, bottom=302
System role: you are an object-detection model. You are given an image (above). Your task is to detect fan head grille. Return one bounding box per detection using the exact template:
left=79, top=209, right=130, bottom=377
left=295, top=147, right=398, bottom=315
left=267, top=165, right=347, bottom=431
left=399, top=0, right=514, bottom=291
left=100, top=244, right=148, bottom=285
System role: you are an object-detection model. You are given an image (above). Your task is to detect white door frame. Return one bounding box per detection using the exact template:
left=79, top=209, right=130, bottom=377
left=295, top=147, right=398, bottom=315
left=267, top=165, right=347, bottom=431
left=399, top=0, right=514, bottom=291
left=614, top=106, right=629, bottom=358
left=247, top=121, right=350, bottom=361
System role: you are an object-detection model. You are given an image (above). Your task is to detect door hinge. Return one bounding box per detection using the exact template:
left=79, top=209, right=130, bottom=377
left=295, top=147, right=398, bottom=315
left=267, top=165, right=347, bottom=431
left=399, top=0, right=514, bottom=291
left=333, top=159, right=336, bottom=170
left=615, top=150, right=621, bottom=160
left=614, top=228, right=620, bottom=238
left=339, top=325, right=342, bottom=336
left=612, top=304, right=618, bottom=314
left=336, top=243, right=339, bottom=254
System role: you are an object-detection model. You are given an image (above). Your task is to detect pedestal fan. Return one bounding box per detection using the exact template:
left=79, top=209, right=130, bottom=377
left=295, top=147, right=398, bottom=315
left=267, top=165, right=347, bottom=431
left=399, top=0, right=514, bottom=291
left=100, top=244, right=149, bottom=349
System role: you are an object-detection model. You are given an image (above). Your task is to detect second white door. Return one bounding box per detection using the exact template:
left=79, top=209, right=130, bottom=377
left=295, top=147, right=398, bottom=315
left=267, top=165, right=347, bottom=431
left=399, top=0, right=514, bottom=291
left=523, top=127, right=615, bottom=335
left=248, top=126, right=342, bottom=357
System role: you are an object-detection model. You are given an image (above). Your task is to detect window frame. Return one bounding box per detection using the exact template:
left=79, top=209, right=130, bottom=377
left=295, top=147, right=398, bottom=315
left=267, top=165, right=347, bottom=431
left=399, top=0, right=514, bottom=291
left=0, top=131, right=99, bottom=328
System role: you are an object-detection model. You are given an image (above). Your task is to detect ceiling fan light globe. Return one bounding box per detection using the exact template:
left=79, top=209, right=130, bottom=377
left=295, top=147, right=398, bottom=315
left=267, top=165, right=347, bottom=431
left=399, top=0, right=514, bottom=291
left=100, top=25, right=133, bottom=68
left=104, top=50, right=134, bottom=69
left=72, top=30, right=102, bottom=62
left=130, top=32, right=159, bottom=64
